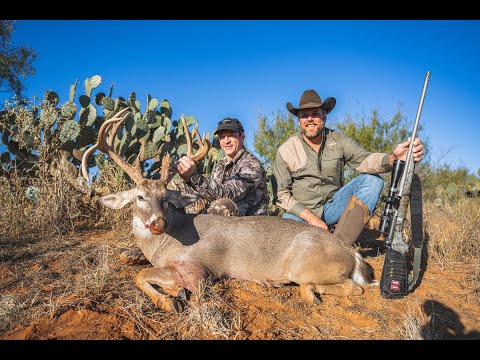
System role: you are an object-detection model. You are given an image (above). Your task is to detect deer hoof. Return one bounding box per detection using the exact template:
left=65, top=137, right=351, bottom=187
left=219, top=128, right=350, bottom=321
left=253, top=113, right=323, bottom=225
left=177, top=288, right=187, bottom=301
left=171, top=298, right=187, bottom=313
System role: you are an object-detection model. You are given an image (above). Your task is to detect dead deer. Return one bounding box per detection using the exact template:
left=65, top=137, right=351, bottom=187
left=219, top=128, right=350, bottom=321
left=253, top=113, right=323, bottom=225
left=82, top=107, right=375, bottom=313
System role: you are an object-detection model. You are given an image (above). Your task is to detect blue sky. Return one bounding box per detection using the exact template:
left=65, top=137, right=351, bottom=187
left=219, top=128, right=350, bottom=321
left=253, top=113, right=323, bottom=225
left=3, top=20, right=480, bottom=174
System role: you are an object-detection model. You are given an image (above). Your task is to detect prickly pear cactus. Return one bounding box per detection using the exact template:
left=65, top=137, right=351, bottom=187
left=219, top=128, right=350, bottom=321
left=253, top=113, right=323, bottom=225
left=84, top=75, right=102, bottom=98
left=102, top=97, right=115, bottom=111
left=0, top=73, right=222, bottom=185
left=44, top=90, right=59, bottom=107
left=61, top=102, right=77, bottom=119
left=443, top=182, right=459, bottom=204
left=79, top=104, right=97, bottom=127
left=148, top=98, right=159, bottom=111
left=59, top=120, right=81, bottom=143
left=39, top=107, right=58, bottom=129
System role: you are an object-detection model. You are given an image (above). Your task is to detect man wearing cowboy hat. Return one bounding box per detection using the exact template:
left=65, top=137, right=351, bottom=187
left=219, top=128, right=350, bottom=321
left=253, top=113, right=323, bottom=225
left=175, top=117, right=269, bottom=216
left=272, top=89, right=424, bottom=245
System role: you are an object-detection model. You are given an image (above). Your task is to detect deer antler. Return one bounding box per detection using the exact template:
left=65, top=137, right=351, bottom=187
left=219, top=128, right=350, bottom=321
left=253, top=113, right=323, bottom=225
left=81, top=107, right=145, bottom=185
left=164, top=116, right=211, bottom=184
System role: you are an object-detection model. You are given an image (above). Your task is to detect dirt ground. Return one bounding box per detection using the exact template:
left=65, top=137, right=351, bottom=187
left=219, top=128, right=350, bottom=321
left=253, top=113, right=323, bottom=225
left=0, top=226, right=479, bottom=340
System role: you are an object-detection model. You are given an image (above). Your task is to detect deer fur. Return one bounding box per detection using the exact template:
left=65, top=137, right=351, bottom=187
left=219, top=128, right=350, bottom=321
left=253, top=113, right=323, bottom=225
left=100, top=179, right=374, bottom=312
left=83, top=108, right=374, bottom=312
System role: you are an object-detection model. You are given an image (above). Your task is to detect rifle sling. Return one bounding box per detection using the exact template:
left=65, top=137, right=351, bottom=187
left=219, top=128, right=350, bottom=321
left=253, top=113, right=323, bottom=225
left=408, top=173, right=424, bottom=290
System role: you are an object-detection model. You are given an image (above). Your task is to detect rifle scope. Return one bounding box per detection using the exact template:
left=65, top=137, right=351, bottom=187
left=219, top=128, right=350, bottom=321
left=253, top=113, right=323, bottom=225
left=379, top=159, right=405, bottom=234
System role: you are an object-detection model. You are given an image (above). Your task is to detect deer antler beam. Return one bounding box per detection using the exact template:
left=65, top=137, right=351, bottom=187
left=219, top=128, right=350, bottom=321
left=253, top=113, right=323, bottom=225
left=81, top=107, right=146, bottom=185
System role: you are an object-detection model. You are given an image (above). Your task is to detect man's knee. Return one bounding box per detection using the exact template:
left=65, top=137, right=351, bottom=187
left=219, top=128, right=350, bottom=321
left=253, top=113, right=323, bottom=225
left=359, top=174, right=384, bottom=194
left=353, top=174, right=385, bottom=213
left=206, top=198, right=241, bottom=216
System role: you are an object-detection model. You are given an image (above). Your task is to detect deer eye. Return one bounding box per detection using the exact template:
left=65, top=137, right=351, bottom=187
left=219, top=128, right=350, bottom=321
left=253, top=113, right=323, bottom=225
left=137, top=195, right=145, bottom=201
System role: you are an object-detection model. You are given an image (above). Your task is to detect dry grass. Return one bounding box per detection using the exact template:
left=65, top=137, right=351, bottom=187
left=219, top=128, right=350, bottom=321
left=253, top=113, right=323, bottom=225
left=0, top=170, right=98, bottom=242
left=91, top=161, right=132, bottom=230
left=423, top=197, right=480, bottom=264
left=0, top=292, right=31, bottom=334
left=399, top=300, right=441, bottom=340
left=0, top=172, right=39, bottom=241
left=1, top=168, right=479, bottom=339
left=175, top=279, right=245, bottom=339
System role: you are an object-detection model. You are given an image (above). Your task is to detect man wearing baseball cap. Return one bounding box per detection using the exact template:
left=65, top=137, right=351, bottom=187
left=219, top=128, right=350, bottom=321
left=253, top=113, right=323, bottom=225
left=175, top=117, right=269, bottom=216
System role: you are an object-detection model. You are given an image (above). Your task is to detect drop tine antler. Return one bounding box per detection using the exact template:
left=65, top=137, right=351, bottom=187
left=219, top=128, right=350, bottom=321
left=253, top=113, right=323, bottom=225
left=81, top=107, right=146, bottom=185
left=164, top=116, right=211, bottom=184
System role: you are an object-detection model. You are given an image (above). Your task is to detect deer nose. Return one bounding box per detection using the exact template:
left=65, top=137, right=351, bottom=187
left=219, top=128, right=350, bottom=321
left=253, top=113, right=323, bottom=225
left=146, top=219, right=166, bottom=235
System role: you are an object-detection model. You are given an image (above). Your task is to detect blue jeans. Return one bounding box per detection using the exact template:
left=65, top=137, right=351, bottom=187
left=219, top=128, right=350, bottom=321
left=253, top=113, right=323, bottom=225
left=282, top=174, right=384, bottom=226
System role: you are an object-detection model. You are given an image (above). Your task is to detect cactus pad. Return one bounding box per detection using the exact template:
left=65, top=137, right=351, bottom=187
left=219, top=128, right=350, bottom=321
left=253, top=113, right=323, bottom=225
left=90, top=75, right=102, bottom=89
left=148, top=98, right=159, bottom=111
left=79, top=95, right=90, bottom=108
left=102, top=97, right=115, bottom=111
left=22, top=131, right=35, bottom=147
left=39, top=108, right=57, bottom=129
left=44, top=90, right=59, bottom=106
left=152, top=125, right=166, bottom=144
left=59, top=120, right=81, bottom=143
left=69, top=80, right=78, bottom=103
left=61, top=102, right=77, bottom=119
left=0, top=152, right=11, bottom=163
left=445, top=183, right=457, bottom=197
left=95, top=92, right=106, bottom=106
left=79, top=104, right=97, bottom=126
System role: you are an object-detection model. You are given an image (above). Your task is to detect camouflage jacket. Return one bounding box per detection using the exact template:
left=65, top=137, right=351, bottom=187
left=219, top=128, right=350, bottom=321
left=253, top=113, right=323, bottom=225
left=187, top=147, right=269, bottom=216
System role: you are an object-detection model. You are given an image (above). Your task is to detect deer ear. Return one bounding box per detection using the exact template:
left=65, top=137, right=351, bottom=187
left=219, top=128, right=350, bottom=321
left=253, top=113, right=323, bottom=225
left=100, top=189, right=137, bottom=209
left=166, top=189, right=199, bottom=208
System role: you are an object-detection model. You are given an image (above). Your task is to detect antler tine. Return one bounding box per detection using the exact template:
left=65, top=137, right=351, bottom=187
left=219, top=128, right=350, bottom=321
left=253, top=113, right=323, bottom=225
left=190, top=127, right=211, bottom=162
left=95, top=107, right=129, bottom=151
left=80, top=118, right=118, bottom=183
left=81, top=143, right=99, bottom=182
left=81, top=107, right=145, bottom=185
left=180, top=116, right=211, bottom=162
left=163, top=118, right=211, bottom=185
left=181, top=116, right=194, bottom=158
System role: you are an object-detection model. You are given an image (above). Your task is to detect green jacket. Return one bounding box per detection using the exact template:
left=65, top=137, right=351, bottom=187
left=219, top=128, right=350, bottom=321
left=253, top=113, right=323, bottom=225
left=272, top=128, right=391, bottom=218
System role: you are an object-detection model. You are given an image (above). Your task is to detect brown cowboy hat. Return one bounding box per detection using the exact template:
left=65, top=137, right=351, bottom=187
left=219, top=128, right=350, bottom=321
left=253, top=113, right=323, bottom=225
left=286, top=89, right=336, bottom=116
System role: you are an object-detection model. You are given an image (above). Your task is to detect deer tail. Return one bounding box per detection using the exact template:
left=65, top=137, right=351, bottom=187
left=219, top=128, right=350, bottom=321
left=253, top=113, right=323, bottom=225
left=352, top=252, right=376, bottom=286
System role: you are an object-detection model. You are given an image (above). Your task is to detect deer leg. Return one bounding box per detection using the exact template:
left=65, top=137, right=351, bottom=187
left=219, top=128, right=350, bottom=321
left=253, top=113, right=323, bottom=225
left=314, top=279, right=364, bottom=297
left=135, top=267, right=187, bottom=313
left=299, top=283, right=322, bottom=304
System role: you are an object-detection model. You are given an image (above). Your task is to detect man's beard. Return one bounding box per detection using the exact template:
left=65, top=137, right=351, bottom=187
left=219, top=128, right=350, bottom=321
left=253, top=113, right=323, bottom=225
left=302, top=126, right=323, bottom=139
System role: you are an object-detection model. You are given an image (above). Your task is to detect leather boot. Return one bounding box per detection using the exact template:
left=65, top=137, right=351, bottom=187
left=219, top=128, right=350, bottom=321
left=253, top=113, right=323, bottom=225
left=333, top=196, right=370, bottom=245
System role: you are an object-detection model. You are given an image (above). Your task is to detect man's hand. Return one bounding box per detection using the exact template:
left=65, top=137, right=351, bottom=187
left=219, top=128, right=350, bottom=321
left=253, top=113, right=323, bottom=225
left=174, top=156, right=196, bottom=181
left=389, top=137, right=424, bottom=166
left=299, top=209, right=329, bottom=231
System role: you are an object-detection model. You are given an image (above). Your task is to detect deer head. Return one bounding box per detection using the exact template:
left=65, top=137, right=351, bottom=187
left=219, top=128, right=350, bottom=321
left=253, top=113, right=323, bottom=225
left=81, top=107, right=211, bottom=235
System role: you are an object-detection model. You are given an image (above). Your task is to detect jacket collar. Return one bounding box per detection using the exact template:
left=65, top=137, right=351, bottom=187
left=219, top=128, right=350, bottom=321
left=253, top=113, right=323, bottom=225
left=222, top=146, right=247, bottom=166
left=298, top=128, right=328, bottom=150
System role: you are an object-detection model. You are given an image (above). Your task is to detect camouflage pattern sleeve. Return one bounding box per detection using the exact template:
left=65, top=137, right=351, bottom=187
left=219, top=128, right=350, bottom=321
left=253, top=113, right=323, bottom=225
left=192, top=153, right=263, bottom=203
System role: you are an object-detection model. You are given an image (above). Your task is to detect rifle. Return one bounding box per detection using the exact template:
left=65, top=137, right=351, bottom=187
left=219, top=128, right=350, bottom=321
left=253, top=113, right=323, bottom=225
left=378, top=71, right=431, bottom=299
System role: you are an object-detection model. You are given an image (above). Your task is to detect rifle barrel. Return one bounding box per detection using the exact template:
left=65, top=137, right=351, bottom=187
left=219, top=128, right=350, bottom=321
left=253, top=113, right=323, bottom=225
left=398, top=71, right=430, bottom=197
